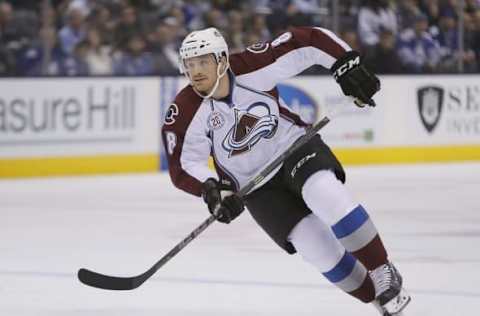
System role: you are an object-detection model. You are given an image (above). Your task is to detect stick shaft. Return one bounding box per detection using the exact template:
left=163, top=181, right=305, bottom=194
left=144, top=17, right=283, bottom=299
left=147, top=117, right=330, bottom=274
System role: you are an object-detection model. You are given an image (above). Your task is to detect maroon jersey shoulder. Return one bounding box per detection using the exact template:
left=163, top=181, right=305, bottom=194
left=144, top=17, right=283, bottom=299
left=175, top=84, right=203, bottom=106
left=163, top=85, right=203, bottom=132
left=230, top=27, right=347, bottom=76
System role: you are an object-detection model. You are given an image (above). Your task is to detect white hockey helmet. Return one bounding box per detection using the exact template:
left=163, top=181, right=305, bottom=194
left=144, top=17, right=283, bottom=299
left=178, top=27, right=229, bottom=74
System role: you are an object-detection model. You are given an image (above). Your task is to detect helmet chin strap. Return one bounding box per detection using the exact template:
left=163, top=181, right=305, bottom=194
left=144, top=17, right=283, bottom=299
left=190, top=59, right=229, bottom=99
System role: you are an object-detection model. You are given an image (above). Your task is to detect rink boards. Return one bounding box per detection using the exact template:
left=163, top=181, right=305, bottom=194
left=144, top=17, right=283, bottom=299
left=0, top=78, right=161, bottom=177
left=1, top=75, right=479, bottom=177
left=282, top=75, right=480, bottom=165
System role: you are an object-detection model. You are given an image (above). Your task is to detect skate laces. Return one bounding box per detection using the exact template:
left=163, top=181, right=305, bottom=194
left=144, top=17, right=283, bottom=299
left=370, top=264, right=393, bottom=296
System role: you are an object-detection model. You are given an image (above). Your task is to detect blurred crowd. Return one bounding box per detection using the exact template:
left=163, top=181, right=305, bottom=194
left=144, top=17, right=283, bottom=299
left=0, top=0, right=479, bottom=76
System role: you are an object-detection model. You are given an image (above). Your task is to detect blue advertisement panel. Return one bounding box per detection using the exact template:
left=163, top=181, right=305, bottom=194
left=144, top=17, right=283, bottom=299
left=276, top=83, right=318, bottom=124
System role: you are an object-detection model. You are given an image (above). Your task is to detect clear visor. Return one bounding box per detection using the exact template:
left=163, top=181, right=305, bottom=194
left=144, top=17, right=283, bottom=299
left=180, top=54, right=218, bottom=75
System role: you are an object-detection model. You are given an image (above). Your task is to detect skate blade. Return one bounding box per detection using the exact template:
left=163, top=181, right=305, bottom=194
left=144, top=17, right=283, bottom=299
left=383, top=288, right=411, bottom=315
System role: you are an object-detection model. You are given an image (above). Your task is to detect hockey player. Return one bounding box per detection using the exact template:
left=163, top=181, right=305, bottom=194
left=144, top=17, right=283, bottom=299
left=161, top=26, right=411, bottom=315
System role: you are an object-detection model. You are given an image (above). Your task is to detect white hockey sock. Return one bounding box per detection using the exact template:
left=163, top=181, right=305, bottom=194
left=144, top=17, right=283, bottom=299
left=301, top=170, right=379, bottom=253
left=288, top=214, right=368, bottom=294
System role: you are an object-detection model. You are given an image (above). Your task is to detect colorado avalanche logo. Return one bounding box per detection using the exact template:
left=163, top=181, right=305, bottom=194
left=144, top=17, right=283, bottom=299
left=246, top=42, right=269, bottom=54
left=222, top=102, right=278, bottom=157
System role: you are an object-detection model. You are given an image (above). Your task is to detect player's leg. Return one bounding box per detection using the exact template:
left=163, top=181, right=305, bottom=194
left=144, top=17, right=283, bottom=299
left=244, top=173, right=375, bottom=303
left=287, top=213, right=376, bottom=303
left=300, top=169, right=410, bottom=315
left=283, top=135, right=388, bottom=269
left=300, top=169, right=387, bottom=270
left=283, top=135, right=410, bottom=314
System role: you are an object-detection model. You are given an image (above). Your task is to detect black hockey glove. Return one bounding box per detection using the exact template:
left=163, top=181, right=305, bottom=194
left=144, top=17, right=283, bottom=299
left=201, top=178, right=244, bottom=224
left=331, top=51, right=380, bottom=107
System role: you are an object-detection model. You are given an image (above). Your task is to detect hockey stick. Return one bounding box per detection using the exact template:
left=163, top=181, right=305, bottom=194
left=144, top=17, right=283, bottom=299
left=78, top=116, right=330, bottom=290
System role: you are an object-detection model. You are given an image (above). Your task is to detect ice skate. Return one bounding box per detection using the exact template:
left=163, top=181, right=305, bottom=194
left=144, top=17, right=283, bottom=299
left=370, top=262, right=411, bottom=315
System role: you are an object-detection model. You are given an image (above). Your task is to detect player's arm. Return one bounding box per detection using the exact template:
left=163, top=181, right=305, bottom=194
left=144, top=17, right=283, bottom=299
left=232, top=26, right=380, bottom=107
left=161, top=98, right=216, bottom=197
left=161, top=89, right=244, bottom=223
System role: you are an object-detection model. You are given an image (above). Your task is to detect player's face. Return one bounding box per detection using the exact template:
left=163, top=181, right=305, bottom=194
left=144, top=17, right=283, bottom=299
left=183, top=54, right=218, bottom=93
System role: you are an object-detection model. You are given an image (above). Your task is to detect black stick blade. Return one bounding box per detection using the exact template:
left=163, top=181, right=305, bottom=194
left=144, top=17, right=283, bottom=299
left=77, top=268, right=144, bottom=290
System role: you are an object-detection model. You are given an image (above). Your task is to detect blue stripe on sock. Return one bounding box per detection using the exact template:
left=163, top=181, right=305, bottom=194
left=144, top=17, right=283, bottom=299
left=322, top=251, right=356, bottom=283
left=332, top=205, right=369, bottom=239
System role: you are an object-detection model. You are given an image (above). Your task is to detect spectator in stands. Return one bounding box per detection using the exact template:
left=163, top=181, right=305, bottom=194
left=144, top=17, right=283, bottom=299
left=419, top=0, right=440, bottom=28
left=113, top=6, right=143, bottom=51
left=216, top=0, right=244, bottom=11
left=364, top=29, right=404, bottom=73
left=204, top=8, right=228, bottom=30
left=283, top=0, right=320, bottom=26
left=41, top=4, right=59, bottom=29
left=226, top=10, right=245, bottom=53
left=250, top=12, right=271, bottom=42
left=290, top=0, right=323, bottom=15
left=7, top=0, right=37, bottom=11
left=3, top=0, right=480, bottom=76
left=181, top=0, right=209, bottom=30
left=61, top=40, right=89, bottom=76
left=358, top=0, right=398, bottom=47
left=88, top=5, right=116, bottom=46
left=473, top=9, right=480, bottom=67
left=145, top=0, right=178, bottom=17
left=397, top=0, right=422, bottom=30
left=67, top=0, right=94, bottom=17
left=0, top=1, right=14, bottom=75
left=435, top=10, right=458, bottom=51
left=149, top=18, right=180, bottom=76
left=439, top=0, right=460, bottom=19
left=284, top=0, right=316, bottom=27
left=113, top=34, right=154, bottom=75
left=168, top=5, right=187, bottom=37
left=17, top=26, right=64, bottom=76
left=463, top=12, right=479, bottom=72
left=433, top=9, right=472, bottom=72
left=0, top=43, right=14, bottom=75
left=259, top=1, right=290, bottom=37
left=58, top=6, right=87, bottom=56
left=337, top=0, right=362, bottom=32
left=340, top=29, right=362, bottom=52
left=0, top=1, right=38, bottom=57
left=84, top=27, right=113, bottom=75
left=397, top=13, right=441, bottom=73
left=465, top=0, right=480, bottom=13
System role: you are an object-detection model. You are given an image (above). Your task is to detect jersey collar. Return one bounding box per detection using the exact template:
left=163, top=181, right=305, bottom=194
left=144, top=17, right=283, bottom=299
left=215, top=69, right=236, bottom=107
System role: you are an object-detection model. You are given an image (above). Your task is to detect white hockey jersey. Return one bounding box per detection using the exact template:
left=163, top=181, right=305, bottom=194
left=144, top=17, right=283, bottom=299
left=161, top=27, right=351, bottom=196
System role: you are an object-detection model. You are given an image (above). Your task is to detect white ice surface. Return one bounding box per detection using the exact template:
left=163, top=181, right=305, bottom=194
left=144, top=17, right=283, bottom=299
left=1, top=163, right=480, bottom=316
